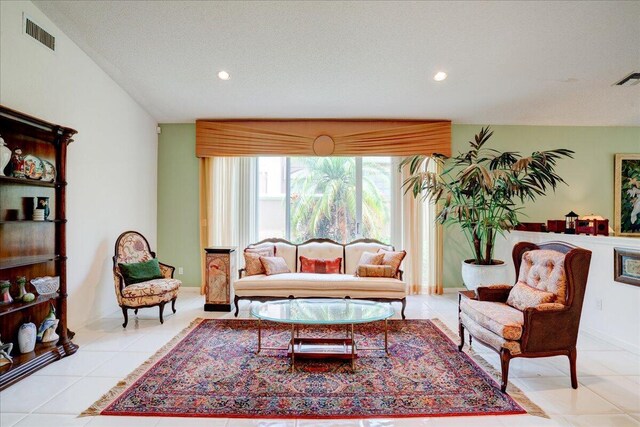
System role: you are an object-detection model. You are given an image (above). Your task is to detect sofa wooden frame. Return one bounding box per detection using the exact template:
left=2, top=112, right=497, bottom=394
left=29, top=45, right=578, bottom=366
left=234, top=237, right=407, bottom=319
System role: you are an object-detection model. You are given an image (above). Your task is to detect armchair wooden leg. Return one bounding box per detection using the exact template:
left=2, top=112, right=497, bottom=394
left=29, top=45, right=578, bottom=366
left=569, top=347, right=578, bottom=389
left=121, top=307, right=128, bottom=328
left=400, top=298, right=407, bottom=320
left=458, top=322, right=465, bottom=351
left=171, top=297, right=177, bottom=314
left=234, top=295, right=240, bottom=318
left=134, top=309, right=138, bottom=315
left=159, top=302, right=166, bottom=324
left=500, top=349, right=511, bottom=393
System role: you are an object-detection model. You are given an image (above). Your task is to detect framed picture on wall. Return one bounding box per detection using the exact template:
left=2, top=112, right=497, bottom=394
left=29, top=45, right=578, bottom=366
left=614, top=154, right=640, bottom=236
left=614, top=248, right=640, bottom=287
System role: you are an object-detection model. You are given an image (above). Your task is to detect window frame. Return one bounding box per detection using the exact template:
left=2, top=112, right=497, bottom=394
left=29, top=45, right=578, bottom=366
left=256, top=156, right=398, bottom=245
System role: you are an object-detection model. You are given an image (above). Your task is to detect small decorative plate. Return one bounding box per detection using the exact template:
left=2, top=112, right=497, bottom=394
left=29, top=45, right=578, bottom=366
left=41, top=160, right=56, bottom=182
left=24, top=155, right=44, bottom=180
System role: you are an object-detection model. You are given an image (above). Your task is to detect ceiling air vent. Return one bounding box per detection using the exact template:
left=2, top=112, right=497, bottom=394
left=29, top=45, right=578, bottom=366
left=24, top=16, right=55, bottom=51
left=615, top=72, right=640, bottom=87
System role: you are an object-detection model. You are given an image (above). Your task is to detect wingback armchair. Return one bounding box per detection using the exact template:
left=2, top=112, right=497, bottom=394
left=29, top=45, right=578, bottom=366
left=458, top=241, right=592, bottom=392
left=113, top=231, right=181, bottom=327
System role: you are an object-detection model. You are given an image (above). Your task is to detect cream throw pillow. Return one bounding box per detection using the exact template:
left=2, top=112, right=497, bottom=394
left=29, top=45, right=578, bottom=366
left=259, top=256, right=291, bottom=275
left=377, top=249, right=406, bottom=275
left=357, top=252, right=385, bottom=267
left=244, top=246, right=275, bottom=276
left=507, top=281, right=556, bottom=311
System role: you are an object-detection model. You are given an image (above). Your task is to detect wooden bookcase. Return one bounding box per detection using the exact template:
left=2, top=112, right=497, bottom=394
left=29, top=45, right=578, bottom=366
left=0, top=105, right=78, bottom=390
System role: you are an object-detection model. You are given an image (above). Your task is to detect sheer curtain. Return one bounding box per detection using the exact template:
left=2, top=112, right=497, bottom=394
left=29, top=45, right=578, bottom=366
left=396, top=158, right=443, bottom=295
left=423, top=161, right=444, bottom=295
left=198, top=155, right=442, bottom=295
left=199, top=157, right=256, bottom=294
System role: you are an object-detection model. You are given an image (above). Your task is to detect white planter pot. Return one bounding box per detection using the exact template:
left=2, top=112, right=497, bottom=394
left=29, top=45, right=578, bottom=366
left=461, top=259, right=508, bottom=291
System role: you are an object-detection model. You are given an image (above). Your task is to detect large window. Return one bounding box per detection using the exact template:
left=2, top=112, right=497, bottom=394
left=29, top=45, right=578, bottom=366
left=258, top=157, right=393, bottom=244
left=257, top=157, right=287, bottom=240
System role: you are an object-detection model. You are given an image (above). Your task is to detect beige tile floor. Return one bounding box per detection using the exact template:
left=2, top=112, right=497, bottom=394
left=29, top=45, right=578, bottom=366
left=1, top=288, right=638, bottom=427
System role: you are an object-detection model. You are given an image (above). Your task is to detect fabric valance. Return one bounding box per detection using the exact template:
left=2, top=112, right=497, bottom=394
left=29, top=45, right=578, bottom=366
left=195, top=120, right=451, bottom=157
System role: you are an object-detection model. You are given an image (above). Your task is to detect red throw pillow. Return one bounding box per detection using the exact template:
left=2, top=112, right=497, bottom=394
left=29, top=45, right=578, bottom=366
left=299, top=256, right=342, bottom=274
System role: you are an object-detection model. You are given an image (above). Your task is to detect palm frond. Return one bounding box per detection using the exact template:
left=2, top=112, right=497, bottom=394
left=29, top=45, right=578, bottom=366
left=401, top=127, right=573, bottom=263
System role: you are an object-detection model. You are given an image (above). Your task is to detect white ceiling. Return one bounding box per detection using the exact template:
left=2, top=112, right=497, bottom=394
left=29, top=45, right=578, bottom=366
left=34, top=1, right=640, bottom=125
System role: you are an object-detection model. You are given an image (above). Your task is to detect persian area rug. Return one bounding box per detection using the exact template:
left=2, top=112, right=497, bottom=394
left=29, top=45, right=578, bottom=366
left=83, top=319, right=541, bottom=419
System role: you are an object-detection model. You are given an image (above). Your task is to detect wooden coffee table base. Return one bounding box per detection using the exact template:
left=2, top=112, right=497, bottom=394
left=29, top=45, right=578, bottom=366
left=256, top=319, right=389, bottom=372
left=289, top=336, right=357, bottom=371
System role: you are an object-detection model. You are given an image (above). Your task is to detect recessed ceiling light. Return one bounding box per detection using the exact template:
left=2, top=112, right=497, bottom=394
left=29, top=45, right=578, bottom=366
left=217, top=71, right=230, bottom=81
left=433, top=71, right=447, bottom=82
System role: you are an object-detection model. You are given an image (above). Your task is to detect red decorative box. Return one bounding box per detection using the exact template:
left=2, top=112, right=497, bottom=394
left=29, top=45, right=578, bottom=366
left=515, top=222, right=546, bottom=232
left=576, top=219, right=609, bottom=236
left=546, top=220, right=566, bottom=233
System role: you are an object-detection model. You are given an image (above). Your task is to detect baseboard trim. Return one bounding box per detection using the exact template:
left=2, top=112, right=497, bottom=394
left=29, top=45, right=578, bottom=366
left=443, top=287, right=467, bottom=294
left=581, top=327, right=640, bottom=355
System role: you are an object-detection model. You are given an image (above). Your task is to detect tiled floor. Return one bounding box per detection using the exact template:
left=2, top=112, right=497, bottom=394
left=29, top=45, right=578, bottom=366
left=1, top=288, right=639, bottom=427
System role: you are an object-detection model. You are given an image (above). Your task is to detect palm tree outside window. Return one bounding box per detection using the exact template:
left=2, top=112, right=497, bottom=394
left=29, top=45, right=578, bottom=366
left=257, top=157, right=392, bottom=244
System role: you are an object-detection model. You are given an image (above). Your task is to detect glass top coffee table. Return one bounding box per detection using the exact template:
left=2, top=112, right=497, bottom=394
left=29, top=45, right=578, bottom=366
left=251, top=298, right=394, bottom=371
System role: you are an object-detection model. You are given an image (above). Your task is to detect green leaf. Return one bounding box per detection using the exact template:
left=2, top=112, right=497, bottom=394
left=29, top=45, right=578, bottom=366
left=401, top=126, right=573, bottom=262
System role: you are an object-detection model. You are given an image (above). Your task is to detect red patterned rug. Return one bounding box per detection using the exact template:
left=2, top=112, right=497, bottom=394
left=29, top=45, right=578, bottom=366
left=83, top=319, right=535, bottom=419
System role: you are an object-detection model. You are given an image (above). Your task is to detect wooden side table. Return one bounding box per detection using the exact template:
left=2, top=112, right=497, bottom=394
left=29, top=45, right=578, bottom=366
left=458, top=289, right=477, bottom=350
left=204, top=246, right=237, bottom=312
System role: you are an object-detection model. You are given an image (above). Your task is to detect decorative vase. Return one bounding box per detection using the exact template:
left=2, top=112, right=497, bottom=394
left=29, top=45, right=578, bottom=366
left=42, top=319, right=59, bottom=344
left=461, top=259, right=508, bottom=292
left=0, top=335, right=13, bottom=366
left=11, top=148, right=25, bottom=178
left=0, top=135, right=10, bottom=177
left=0, top=280, right=12, bottom=304
left=16, top=276, right=27, bottom=301
left=37, top=303, right=57, bottom=343
left=18, top=322, right=36, bottom=353
left=37, top=197, right=50, bottom=220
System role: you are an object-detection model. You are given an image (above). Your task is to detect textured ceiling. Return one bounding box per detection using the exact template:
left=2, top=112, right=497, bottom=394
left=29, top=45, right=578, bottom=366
left=34, top=1, right=640, bottom=125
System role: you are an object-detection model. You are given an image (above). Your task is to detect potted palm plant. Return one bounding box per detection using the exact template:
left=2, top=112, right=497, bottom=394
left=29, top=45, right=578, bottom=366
left=401, top=127, right=573, bottom=290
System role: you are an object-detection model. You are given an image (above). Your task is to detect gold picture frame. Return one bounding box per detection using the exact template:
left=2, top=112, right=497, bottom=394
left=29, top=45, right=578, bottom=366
left=614, top=153, right=640, bottom=237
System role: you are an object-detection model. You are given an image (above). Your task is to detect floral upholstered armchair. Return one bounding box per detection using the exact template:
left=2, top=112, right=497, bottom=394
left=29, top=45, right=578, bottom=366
left=113, top=231, right=181, bottom=327
left=458, top=241, right=592, bottom=393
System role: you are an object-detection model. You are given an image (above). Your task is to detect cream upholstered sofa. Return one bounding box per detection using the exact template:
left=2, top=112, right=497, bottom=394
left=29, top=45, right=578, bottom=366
left=233, top=238, right=408, bottom=318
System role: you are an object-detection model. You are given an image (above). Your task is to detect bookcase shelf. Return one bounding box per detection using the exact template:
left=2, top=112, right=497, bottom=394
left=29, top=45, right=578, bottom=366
left=0, top=176, right=65, bottom=187
left=0, top=105, right=78, bottom=390
left=0, top=255, right=62, bottom=270
left=0, top=293, right=60, bottom=316
left=0, top=220, right=66, bottom=224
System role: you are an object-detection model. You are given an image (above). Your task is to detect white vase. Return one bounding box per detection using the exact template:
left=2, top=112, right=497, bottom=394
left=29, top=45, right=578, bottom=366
left=0, top=136, right=10, bottom=177
left=461, top=259, right=508, bottom=291
left=18, top=322, right=36, bottom=353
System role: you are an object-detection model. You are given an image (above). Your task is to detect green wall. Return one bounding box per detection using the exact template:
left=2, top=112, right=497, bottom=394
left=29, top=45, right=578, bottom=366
left=157, top=123, right=640, bottom=288
left=157, top=124, right=201, bottom=286
left=445, top=125, right=640, bottom=287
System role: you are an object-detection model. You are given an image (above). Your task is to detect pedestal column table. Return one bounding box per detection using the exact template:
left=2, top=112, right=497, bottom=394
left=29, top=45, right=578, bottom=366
left=204, top=246, right=237, bottom=312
